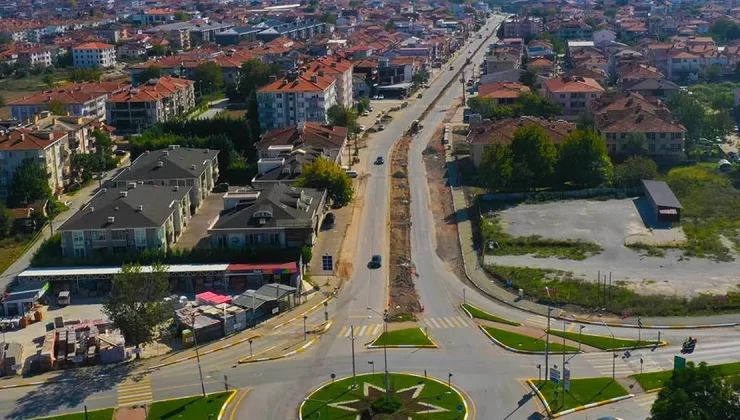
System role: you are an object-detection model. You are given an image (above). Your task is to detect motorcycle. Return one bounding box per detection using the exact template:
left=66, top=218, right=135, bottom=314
left=681, top=337, right=697, bottom=353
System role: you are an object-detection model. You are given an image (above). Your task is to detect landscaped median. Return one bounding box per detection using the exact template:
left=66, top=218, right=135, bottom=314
left=480, top=325, right=578, bottom=354
left=546, top=329, right=664, bottom=351
left=368, top=327, right=438, bottom=349
left=300, top=373, right=467, bottom=420
left=461, top=303, right=521, bottom=326
left=631, top=361, right=740, bottom=392
left=527, top=377, right=633, bottom=418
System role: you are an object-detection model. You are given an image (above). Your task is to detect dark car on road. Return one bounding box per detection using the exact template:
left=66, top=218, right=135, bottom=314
left=375, top=156, right=384, bottom=165
left=370, top=254, right=382, bottom=268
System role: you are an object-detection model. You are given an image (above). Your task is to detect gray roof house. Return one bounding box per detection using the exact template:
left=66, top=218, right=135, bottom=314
left=112, top=145, right=219, bottom=213
left=208, top=184, right=326, bottom=249
left=57, top=184, right=192, bottom=259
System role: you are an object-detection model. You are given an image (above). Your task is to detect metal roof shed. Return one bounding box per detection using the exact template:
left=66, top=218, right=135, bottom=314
left=642, top=180, right=682, bottom=223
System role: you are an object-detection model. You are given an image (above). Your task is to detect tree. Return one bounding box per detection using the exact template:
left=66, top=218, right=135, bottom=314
left=295, top=157, right=354, bottom=207
left=194, top=62, right=223, bottom=95
left=625, top=132, right=649, bottom=156
left=478, top=144, right=513, bottom=191
left=137, top=66, right=163, bottom=83
left=650, top=362, right=740, bottom=420
left=320, top=12, right=337, bottom=24
left=102, top=263, right=171, bottom=353
left=71, top=67, right=101, bottom=82
left=71, top=153, right=104, bottom=182
left=556, top=129, right=612, bottom=187
left=519, top=68, right=537, bottom=90
left=8, top=158, right=52, bottom=208
left=512, top=92, right=562, bottom=119
left=510, top=124, right=558, bottom=189
left=174, top=10, right=190, bottom=21
left=46, top=99, right=66, bottom=115
left=612, top=155, right=657, bottom=188
left=411, top=70, right=429, bottom=87
left=42, top=73, right=55, bottom=89
left=0, top=203, right=13, bottom=239
left=666, top=92, right=706, bottom=145
left=356, top=98, right=371, bottom=113
left=703, top=110, right=735, bottom=140
left=385, top=22, right=394, bottom=32
left=149, top=44, right=168, bottom=57
left=0, top=93, right=5, bottom=108
left=700, top=64, right=724, bottom=83
left=576, top=110, right=595, bottom=130
left=327, top=105, right=358, bottom=137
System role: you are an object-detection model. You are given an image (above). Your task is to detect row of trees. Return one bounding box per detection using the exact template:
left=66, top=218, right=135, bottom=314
left=666, top=91, right=734, bottom=150
left=467, top=93, right=563, bottom=121
left=478, top=125, right=658, bottom=191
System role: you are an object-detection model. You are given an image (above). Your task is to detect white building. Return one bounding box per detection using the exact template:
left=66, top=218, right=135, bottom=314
left=73, top=42, right=117, bottom=68
left=257, top=72, right=337, bottom=131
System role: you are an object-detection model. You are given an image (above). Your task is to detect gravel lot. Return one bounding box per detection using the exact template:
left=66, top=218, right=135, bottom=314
left=489, top=198, right=740, bottom=297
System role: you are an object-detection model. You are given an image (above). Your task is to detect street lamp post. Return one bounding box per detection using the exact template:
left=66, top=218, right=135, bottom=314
left=303, top=315, right=308, bottom=341
left=248, top=339, right=253, bottom=358
left=367, top=307, right=390, bottom=402
left=350, top=325, right=357, bottom=388
left=324, top=301, right=329, bottom=321
left=448, top=372, right=453, bottom=390
left=191, top=313, right=207, bottom=397
left=602, top=321, right=617, bottom=380
left=544, top=286, right=554, bottom=380
left=578, top=325, right=585, bottom=353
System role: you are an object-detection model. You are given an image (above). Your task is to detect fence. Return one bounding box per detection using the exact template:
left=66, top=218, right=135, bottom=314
left=480, top=187, right=643, bottom=202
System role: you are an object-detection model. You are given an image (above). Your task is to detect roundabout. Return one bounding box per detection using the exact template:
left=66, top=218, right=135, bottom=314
left=300, top=373, right=468, bottom=420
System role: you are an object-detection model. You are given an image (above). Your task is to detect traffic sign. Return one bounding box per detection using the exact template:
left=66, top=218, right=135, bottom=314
left=457, top=405, right=463, bottom=413
left=322, top=254, right=334, bottom=271
left=550, top=368, right=560, bottom=384
left=674, top=355, right=686, bottom=370
left=563, top=368, right=571, bottom=391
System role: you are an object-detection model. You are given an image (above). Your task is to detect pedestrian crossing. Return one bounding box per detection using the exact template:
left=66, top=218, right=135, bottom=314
left=633, top=393, right=657, bottom=409
left=117, top=376, right=153, bottom=406
left=581, top=352, right=636, bottom=376
left=337, top=316, right=471, bottom=338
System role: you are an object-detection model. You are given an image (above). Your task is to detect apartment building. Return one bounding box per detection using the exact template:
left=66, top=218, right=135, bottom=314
left=546, top=19, right=594, bottom=40
left=503, top=16, right=543, bottom=38
left=544, top=76, right=605, bottom=116
left=0, top=129, right=66, bottom=199
left=9, top=82, right=130, bottom=123
left=131, top=8, right=177, bottom=25
left=16, top=46, right=53, bottom=67
left=257, top=72, right=337, bottom=131
left=112, top=146, right=219, bottom=213
left=304, top=56, right=354, bottom=108
left=73, top=42, right=117, bottom=68
left=57, top=184, right=191, bottom=259
left=106, top=77, right=195, bottom=134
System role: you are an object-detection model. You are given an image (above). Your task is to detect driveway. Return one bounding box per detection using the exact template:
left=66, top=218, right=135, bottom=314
left=172, top=192, right=224, bottom=250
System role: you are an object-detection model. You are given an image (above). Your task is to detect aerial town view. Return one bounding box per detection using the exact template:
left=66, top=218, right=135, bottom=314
left=1, top=0, right=740, bottom=418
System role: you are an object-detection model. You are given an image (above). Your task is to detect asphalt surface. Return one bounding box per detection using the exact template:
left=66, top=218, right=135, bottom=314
left=3, top=14, right=740, bottom=420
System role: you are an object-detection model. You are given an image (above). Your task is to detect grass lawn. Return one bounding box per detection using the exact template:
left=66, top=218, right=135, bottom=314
left=533, top=378, right=629, bottom=412
left=147, top=391, right=231, bottom=420
left=301, top=373, right=465, bottom=420
left=0, top=234, right=37, bottom=275
left=631, top=361, right=740, bottom=391
left=481, top=216, right=603, bottom=261
left=462, top=303, right=521, bottom=326
left=482, top=326, right=578, bottom=352
left=34, top=408, right=114, bottom=420
left=547, top=329, right=660, bottom=350
left=371, top=328, right=434, bottom=347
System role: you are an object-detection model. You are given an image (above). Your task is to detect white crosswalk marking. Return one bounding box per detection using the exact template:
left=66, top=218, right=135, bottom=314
left=421, top=316, right=471, bottom=329
left=358, top=325, right=368, bottom=336
left=524, top=316, right=549, bottom=329
left=429, top=318, right=441, bottom=328
left=371, top=324, right=382, bottom=336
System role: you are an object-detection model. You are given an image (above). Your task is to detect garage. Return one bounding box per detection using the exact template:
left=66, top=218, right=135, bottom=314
left=642, top=180, right=682, bottom=223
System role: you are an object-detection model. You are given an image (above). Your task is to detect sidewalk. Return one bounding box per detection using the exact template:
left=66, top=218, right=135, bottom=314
left=444, top=127, right=740, bottom=327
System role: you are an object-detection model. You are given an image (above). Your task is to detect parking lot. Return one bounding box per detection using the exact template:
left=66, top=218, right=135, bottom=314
left=488, top=198, right=740, bottom=297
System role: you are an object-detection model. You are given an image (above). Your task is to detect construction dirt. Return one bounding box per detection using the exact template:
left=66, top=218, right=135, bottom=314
left=114, top=405, right=146, bottom=420
left=389, top=135, right=422, bottom=315
left=423, top=123, right=465, bottom=280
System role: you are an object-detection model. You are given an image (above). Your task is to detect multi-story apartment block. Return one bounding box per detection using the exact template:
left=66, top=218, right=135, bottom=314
left=105, top=77, right=195, bottom=133
left=503, top=16, right=543, bottom=38
left=131, top=8, right=177, bottom=25
left=0, top=129, right=66, bottom=199
left=16, top=47, right=52, bottom=67
left=546, top=19, right=594, bottom=40
left=544, top=76, right=605, bottom=116
left=73, top=42, right=117, bottom=68
left=257, top=72, right=337, bottom=131
left=57, top=184, right=191, bottom=259
left=9, top=82, right=130, bottom=122
left=666, top=51, right=701, bottom=83
left=111, top=146, right=219, bottom=213
left=304, top=56, right=354, bottom=108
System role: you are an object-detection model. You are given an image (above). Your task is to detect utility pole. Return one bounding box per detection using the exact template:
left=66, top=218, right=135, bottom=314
left=460, top=71, right=466, bottom=104
left=191, top=313, right=207, bottom=397
left=562, top=319, right=567, bottom=407
left=350, top=325, right=357, bottom=388
left=544, top=287, right=553, bottom=380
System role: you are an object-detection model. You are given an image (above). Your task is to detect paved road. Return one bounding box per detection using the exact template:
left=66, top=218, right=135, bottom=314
left=196, top=98, right=230, bottom=119
left=3, top=14, right=740, bottom=420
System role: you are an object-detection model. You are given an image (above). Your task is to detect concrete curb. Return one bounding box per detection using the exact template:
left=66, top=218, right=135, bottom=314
left=148, top=334, right=261, bottom=370
left=217, top=390, right=238, bottom=420
left=271, top=296, right=334, bottom=330
left=645, top=387, right=663, bottom=393
left=298, top=372, right=469, bottom=420
left=544, top=329, right=668, bottom=351
left=478, top=325, right=579, bottom=355
left=460, top=303, right=521, bottom=326
left=366, top=327, right=439, bottom=349
left=527, top=379, right=634, bottom=418
left=238, top=337, right=319, bottom=364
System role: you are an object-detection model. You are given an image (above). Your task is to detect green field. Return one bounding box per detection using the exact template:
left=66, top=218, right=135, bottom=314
left=533, top=378, right=629, bottom=412
left=547, top=329, right=660, bottom=350
left=0, top=234, right=38, bottom=275
left=462, top=303, right=521, bottom=326
left=146, top=391, right=232, bottom=420
left=371, top=328, right=435, bottom=347
left=481, top=216, right=603, bottom=260
left=301, top=373, right=465, bottom=420
left=34, top=408, right=114, bottom=420
left=482, top=326, right=578, bottom=352
left=631, top=361, right=740, bottom=391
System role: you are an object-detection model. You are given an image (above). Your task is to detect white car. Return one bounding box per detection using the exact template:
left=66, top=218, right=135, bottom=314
left=359, top=125, right=366, bottom=131
left=64, top=200, right=72, bottom=207
left=379, top=94, right=385, bottom=99
left=373, top=95, right=379, bottom=99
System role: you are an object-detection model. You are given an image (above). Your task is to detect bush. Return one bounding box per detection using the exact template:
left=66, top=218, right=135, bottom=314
left=371, top=395, right=402, bottom=414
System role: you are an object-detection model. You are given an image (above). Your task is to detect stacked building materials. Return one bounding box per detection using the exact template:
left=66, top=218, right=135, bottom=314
left=39, top=331, right=56, bottom=372
left=2, top=342, right=23, bottom=375
left=98, top=331, right=125, bottom=364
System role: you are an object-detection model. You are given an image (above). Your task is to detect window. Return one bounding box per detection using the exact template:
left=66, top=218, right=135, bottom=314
left=111, top=230, right=126, bottom=241
left=91, top=230, right=106, bottom=241
left=135, top=229, right=147, bottom=249
left=74, top=248, right=85, bottom=258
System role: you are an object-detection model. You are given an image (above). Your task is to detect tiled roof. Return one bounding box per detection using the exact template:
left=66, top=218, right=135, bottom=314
left=73, top=42, right=115, bottom=50
left=0, top=129, right=65, bottom=151
left=9, top=82, right=130, bottom=106
left=478, top=81, right=530, bottom=99
left=258, top=123, right=347, bottom=150
left=467, top=117, right=575, bottom=146
left=258, top=73, right=335, bottom=93
left=545, top=76, right=605, bottom=93
left=106, top=77, right=193, bottom=103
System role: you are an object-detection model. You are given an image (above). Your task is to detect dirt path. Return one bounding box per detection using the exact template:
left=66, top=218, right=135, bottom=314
left=114, top=406, right=146, bottom=420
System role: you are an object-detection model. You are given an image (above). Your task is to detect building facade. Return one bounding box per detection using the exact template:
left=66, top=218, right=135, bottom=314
left=0, top=129, right=66, bottom=198
left=9, top=82, right=130, bottom=122
left=257, top=72, right=337, bottom=131
left=544, top=76, right=605, bottom=116
left=73, top=42, right=117, bottom=68
left=106, top=77, right=195, bottom=133
left=503, top=16, right=543, bottom=38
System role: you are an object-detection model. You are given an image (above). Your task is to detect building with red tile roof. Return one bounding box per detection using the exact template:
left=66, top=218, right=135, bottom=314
left=477, top=81, right=530, bottom=105
left=304, top=56, right=354, bottom=108
left=544, top=76, right=605, bottom=115
left=73, top=42, right=116, bottom=68
left=0, top=129, right=67, bottom=198
left=106, top=77, right=195, bottom=133
left=10, top=81, right=130, bottom=122
left=257, top=72, right=338, bottom=131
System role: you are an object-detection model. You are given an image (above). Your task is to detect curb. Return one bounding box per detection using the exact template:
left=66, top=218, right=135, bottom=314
left=527, top=379, right=634, bottom=418
left=271, top=296, right=334, bottom=330
left=478, top=325, right=579, bottom=355
left=217, top=390, right=238, bottom=420
left=238, top=337, right=319, bottom=364
left=544, top=329, right=668, bottom=351
left=366, top=327, right=439, bottom=349
left=645, top=387, right=663, bottom=393
left=148, top=334, right=261, bottom=370
left=460, top=303, right=474, bottom=319
left=298, top=372, right=469, bottom=420
left=460, top=303, right=521, bottom=326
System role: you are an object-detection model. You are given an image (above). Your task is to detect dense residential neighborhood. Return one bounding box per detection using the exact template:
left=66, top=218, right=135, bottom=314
left=1, top=0, right=740, bottom=418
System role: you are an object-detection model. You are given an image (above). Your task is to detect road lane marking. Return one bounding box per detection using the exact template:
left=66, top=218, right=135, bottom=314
left=429, top=318, right=440, bottom=328
left=358, top=325, right=368, bottom=336
left=371, top=324, right=382, bottom=336
left=117, top=376, right=152, bottom=406
left=229, top=388, right=252, bottom=420
left=339, top=326, right=349, bottom=337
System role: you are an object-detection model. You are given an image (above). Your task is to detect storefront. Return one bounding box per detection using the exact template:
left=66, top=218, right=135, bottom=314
left=1, top=281, right=49, bottom=316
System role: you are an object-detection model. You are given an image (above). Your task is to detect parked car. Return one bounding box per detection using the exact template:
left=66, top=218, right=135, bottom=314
left=362, top=111, right=370, bottom=116
left=370, top=254, right=382, bottom=268
left=378, top=124, right=386, bottom=131
left=359, top=125, right=366, bottom=131
left=345, top=169, right=359, bottom=178
left=375, top=156, right=384, bottom=165
left=323, top=212, right=336, bottom=227
left=214, top=182, right=229, bottom=192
